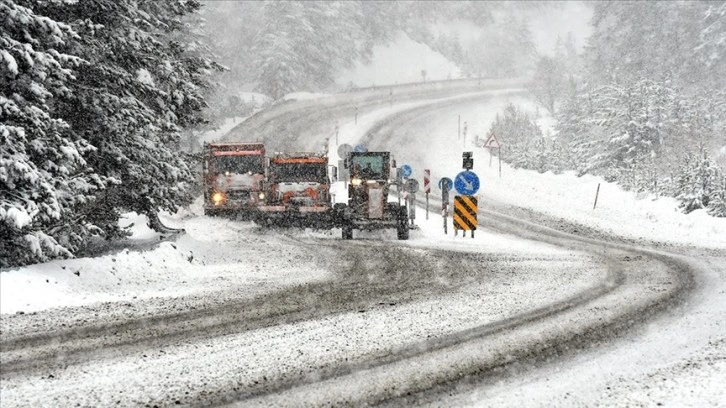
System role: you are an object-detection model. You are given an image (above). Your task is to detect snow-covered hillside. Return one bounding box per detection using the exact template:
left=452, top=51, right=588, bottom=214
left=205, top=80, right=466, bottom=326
left=335, top=31, right=461, bottom=88
left=355, top=97, right=726, bottom=249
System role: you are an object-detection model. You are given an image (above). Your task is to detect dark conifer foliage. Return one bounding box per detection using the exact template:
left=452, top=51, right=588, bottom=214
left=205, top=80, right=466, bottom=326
left=1, top=0, right=220, bottom=266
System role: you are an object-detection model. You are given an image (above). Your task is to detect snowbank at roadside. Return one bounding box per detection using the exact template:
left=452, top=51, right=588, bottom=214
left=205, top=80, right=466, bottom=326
left=0, top=206, right=332, bottom=315
left=363, top=98, right=726, bottom=249
left=282, top=92, right=331, bottom=101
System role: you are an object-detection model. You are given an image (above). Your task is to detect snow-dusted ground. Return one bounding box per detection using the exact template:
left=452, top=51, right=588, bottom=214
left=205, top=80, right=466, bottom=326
left=0, top=199, right=332, bottom=315
left=365, top=98, right=726, bottom=250
left=1, top=85, right=725, bottom=407
left=354, top=96, right=726, bottom=406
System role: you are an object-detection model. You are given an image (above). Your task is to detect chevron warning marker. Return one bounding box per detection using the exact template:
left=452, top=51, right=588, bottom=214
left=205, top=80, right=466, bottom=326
left=453, top=195, right=477, bottom=231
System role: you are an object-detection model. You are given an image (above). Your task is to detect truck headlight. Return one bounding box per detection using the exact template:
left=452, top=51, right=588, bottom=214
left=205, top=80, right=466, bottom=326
left=212, top=192, right=225, bottom=205
left=258, top=192, right=265, bottom=200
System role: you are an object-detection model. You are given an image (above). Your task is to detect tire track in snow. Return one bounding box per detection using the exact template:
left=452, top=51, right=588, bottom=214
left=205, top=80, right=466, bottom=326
left=210, top=94, right=695, bottom=406
left=0, top=85, right=698, bottom=407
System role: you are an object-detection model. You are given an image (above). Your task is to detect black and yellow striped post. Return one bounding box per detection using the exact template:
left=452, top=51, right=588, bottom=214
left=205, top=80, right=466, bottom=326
left=453, top=195, right=477, bottom=238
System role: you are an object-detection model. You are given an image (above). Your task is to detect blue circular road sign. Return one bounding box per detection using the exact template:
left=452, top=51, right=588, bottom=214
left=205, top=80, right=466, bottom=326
left=401, top=164, right=413, bottom=178
left=354, top=144, right=367, bottom=153
left=454, top=171, right=480, bottom=195
left=438, top=177, right=453, bottom=191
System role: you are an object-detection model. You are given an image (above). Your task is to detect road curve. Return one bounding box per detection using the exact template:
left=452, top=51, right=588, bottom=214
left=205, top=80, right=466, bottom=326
left=228, top=93, right=698, bottom=405
left=0, top=85, right=702, bottom=407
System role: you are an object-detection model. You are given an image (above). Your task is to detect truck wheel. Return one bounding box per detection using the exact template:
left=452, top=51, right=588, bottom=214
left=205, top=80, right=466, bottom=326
left=397, top=221, right=409, bottom=240
left=342, top=222, right=353, bottom=239
left=397, top=206, right=409, bottom=240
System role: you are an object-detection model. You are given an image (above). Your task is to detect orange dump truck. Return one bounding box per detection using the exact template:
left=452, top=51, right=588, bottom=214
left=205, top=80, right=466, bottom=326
left=202, top=142, right=266, bottom=218
left=255, top=152, right=336, bottom=228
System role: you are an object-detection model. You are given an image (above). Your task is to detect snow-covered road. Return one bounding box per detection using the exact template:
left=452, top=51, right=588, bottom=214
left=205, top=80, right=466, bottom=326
left=1, top=83, right=724, bottom=407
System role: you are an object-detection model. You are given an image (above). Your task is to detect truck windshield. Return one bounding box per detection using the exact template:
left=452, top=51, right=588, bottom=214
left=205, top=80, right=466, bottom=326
left=274, top=163, right=328, bottom=183
left=214, top=155, right=264, bottom=175
left=351, top=155, right=386, bottom=180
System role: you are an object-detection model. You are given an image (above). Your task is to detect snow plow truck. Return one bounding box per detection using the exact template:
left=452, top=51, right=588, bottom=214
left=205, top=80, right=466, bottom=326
left=202, top=142, right=266, bottom=218
left=254, top=152, right=336, bottom=228
left=334, top=151, right=409, bottom=240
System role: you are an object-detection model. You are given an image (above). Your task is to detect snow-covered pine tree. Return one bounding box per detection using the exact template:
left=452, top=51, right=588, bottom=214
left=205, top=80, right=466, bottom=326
left=676, top=150, right=722, bottom=213
left=528, top=56, right=565, bottom=114
left=1, top=0, right=104, bottom=266
left=252, top=1, right=310, bottom=99
left=30, top=0, right=220, bottom=236
left=694, top=1, right=726, bottom=90
left=252, top=1, right=365, bottom=100
left=707, top=174, right=726, bottom=217
left=486, top=104, right=547, bottom=171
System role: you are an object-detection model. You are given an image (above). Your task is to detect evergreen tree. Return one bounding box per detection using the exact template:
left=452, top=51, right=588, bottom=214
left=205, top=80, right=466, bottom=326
left=707, top=174, right=726, bottom=217
left=252, top=1, right=364, bottom=99
left=486, top=104, right=546, bottom=171
left=675, top=150, right=722, bottom=213
left=694, top=1, right=726, bottom=90
left=529, top=56, right=565, bottom=114
left=30, top=0, right=220, bottom=236
left=1, top=0, right=104, bottom=266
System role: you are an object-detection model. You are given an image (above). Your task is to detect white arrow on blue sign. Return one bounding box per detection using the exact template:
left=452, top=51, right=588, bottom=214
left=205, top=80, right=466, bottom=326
left=354, top=144, right=367, bottom=153
left=454, top=170, right=480, bottom=195
left=401, top=164, right=413, bottom=178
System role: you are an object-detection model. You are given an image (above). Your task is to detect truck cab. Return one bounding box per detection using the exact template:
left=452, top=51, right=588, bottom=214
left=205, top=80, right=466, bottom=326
left=256, top=152, right=336, bottom=228
left=337, top=151, right=409, bottom=240
left=202, top=142, right=266, bottom=218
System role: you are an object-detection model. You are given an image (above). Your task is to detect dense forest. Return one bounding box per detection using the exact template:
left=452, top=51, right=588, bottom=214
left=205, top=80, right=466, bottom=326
left=2, top=1, right=725, bottom=267
left=490, top=2, right=726, bottom=217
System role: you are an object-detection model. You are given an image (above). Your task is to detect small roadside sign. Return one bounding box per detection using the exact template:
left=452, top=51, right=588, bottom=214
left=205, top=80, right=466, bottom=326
left=463, top=151, right=473, bottom=169
left=483, top=133, right=501, bottom=149
left=454, top=171, right=480, bottom=195
left=337, top=144, right=353, bottom=157
left=401, top=164, right=413, bottom=178
left=354, top=144, right=367, bottom=153
left=405, top=179, right=419, bottom=193
left=424, top=169, right=431, bottom=194
left=453, top=195, right=478, bottom=238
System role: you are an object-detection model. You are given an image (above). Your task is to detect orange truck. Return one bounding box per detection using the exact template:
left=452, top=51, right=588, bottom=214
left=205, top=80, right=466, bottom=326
left=255, top=152, right=336, bottom=228
left=202, top=142, right=266, bottom=218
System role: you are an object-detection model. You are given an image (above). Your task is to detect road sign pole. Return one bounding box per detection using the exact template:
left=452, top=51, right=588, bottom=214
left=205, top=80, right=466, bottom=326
left=409, top=193, right=416, bottom=226
left=426, top=193, right=429, bottom=220
left=593, top=183, right=601, bottom=210
left=499, top=146, right=502, bottom=178
left=424, top=168, right=430, bottom=220
left=443, top=203, right=447, bottom=234
left=442, top=184, right=448, bottom=234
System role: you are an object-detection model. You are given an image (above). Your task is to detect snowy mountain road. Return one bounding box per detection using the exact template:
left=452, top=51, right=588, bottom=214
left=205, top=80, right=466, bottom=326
left=2, top=235, right=617, bottom=407
left=0, top=85, right=717, bottom=407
